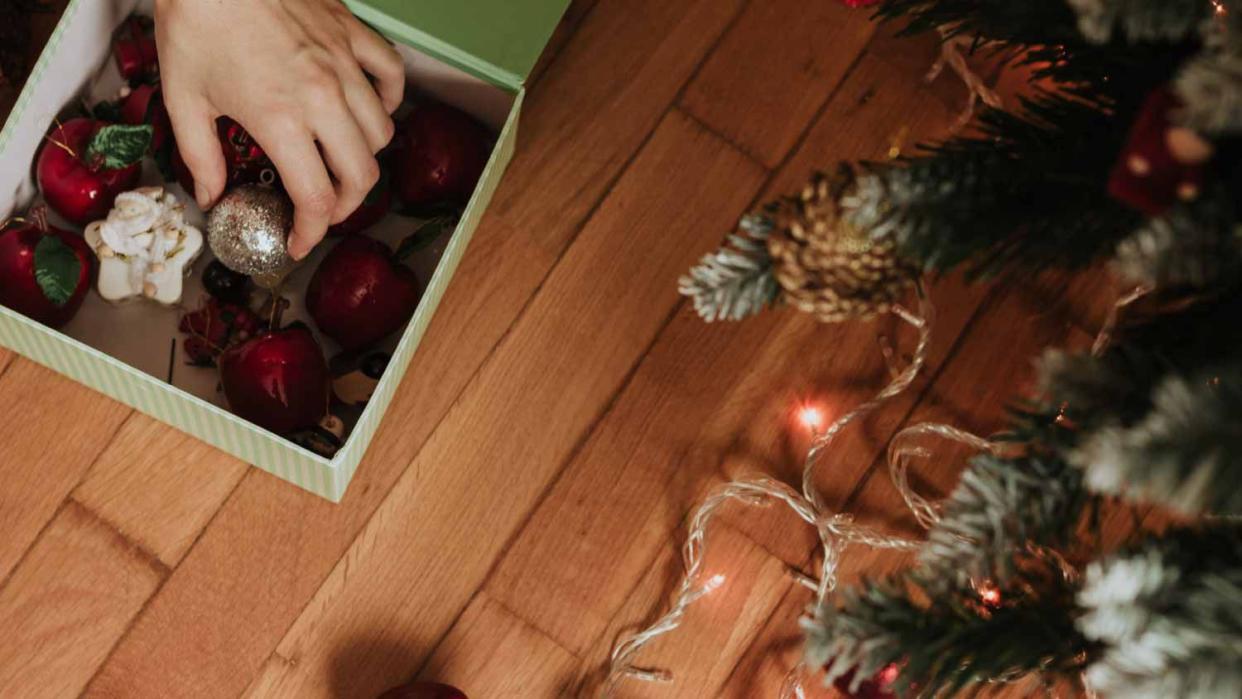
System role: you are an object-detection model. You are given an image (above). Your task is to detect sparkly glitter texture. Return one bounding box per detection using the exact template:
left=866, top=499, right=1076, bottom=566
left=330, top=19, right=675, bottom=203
left=206, top=185, right=295, bottom=276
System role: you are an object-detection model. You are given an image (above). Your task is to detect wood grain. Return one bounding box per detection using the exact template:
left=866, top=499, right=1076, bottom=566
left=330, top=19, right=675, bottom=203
left=73, top=413, right=249, bottom=567
left=84, top=3, right=744, bottom=697
left=0, top=502, right=163, bottom=699
left=0, top=360, right=131, bottom=585
left=478, top=45, right=978, bottom=662
left=0, top=2, right=1136, bottom=696
left=680, top=0, right=877, bottom=167
left=241, top=110, right=767, bottom=699
left=420, top=594, right=580, bottom=697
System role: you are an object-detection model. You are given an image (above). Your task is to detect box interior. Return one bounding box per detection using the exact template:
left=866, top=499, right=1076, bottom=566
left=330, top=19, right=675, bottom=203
left=0, top=0, right=515, bottom=450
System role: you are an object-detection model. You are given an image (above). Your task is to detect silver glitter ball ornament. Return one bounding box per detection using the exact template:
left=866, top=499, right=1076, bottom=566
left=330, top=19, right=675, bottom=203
left=206, top=185, right=295, bottom=277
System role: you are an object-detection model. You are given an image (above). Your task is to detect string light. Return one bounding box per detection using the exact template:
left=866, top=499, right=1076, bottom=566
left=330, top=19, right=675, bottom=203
left=797, top=404, right=826, bottom=432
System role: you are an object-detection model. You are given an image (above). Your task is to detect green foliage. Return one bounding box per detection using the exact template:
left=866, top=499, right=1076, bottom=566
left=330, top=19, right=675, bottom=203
left=85, top=124, right=153, bottom=171
left=678, top=215, right=780, bottom=322
left=1078, top=524, right=1242, bottom=698
left=920, top=454, right=1092, bottom=586
left=1074, top=367, right=1242, bottom=515
left=1178, top=8, right=1242, bottom=134
left=1066, top=0, right=1212, bottom=44
left=33, top=236, right=80, bottom=307
left=847, top=95, right=1142, bottom=277
left=805, top=568, right=1091, bottom=697
left=1114, top=193, right=1242, bottom=290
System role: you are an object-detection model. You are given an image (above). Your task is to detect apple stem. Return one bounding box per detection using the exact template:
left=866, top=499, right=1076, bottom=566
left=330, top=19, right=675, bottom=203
left=43, top=120, right=79, bottom=160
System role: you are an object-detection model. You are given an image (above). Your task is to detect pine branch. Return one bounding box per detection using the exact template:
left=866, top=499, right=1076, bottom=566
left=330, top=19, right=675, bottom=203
left=1078, top=524, right=1242, bottom=698
left=678, top=214, right=780, bottom=322
left=1067, top=0, right=1213, bottom=44
left=1177, top=9, right=1242, bottom=134
left=1114, top=193, right=1242, bottom=290
left=919, top=454, right=1093, bottom=587
left=1038, top=291, right=1242, bottom=438
left=1074, top=367, right=1242, bottom=515
left=874, top=0, right=1086, bottom=45
left=845, top=94, right=1144, bottom=278
left=805, top=568, right=1091, bottom=697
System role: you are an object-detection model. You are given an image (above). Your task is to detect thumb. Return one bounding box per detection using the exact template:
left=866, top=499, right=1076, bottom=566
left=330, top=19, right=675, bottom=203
left=165, top=94, right=226, bottom=209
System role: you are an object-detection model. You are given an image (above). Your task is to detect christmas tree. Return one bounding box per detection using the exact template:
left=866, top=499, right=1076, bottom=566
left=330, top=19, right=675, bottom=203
left=677, top=1, right=1242, bottom=696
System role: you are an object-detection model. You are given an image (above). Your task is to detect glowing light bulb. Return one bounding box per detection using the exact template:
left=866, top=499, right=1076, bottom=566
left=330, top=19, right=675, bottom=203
left=798, top=405, right=825, bottom=432
left=979, top=583, right=1001, bottom=607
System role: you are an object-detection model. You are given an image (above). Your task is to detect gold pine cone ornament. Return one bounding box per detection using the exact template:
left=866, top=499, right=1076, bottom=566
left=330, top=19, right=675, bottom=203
left=766, top=168, right=918, bottom=323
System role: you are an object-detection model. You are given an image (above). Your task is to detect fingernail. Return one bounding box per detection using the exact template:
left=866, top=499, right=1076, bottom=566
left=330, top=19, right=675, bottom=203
left=195, top=183, right=211, bottom=210
left=288, top=239, right=307, bottom=261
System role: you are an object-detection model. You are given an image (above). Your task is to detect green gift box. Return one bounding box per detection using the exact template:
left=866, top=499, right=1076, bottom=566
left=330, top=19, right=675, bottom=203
left=0, top=0, right=569, bottom=501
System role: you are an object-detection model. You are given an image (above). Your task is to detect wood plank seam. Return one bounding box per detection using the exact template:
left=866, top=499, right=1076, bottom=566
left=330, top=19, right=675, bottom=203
left=464, top=39, right=905, bottom=671
left=0, top=409, right=138, bottom=597
left=673, top=30, right=874, bottom=175
left=63, top=499, right=171, bottom=580
left=58, top=496, right=178, bottom=699
left=0, top=352, right=17, bottom=382
left=412, top=297, right=692, bottom=682
left=223, top=7, right=759, bottom=689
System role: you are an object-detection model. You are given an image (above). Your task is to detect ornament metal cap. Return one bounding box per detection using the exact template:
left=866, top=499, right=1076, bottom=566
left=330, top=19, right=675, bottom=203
left=206, top=184, right=295, bottom=277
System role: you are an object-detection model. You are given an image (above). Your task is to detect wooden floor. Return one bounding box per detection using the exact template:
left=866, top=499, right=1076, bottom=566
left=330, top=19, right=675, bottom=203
left=0, top=2, right=1120, bottom=697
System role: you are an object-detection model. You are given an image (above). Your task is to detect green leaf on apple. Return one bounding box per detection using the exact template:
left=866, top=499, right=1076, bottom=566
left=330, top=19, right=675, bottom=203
left=34, top=236, right=81, bottom=307
left=396, top=213, right=461, bottom=261
left=85, top=123, right=153, bottom=170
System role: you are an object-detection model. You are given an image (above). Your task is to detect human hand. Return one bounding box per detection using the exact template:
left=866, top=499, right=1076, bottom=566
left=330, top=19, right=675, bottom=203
left=154, top=0, right=405, bottom=259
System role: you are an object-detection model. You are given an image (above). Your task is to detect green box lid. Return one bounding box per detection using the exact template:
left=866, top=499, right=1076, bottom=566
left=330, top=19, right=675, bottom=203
left=344, top=0, right=572, bottom=92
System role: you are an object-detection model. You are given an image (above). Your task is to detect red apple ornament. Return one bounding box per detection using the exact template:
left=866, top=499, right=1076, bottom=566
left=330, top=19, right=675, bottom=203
left=113, top=15, right=159, bottom=84
left=37, top=118, right=151, bottom=225
left=377, top=681, right=467, bottom=699
left=392, top=100, right=493, bottom=211
left=0, top=211, right=93, bottom=328
left=306, top=235, right=424, bottom=352
left=219, top=322, right=329, bottom=434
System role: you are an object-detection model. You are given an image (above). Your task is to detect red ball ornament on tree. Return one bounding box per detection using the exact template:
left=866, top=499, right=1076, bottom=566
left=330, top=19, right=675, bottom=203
left=0, top=210, right=93, bottom=328
left=1108, top=87, right=1214, bottom=216
left=377, top=681, right=467, bottom=699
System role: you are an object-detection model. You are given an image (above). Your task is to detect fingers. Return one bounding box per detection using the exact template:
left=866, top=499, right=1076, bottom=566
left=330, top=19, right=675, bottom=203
left=164, top=94, right=226, bottom=209
left=314, top=97, right=380, bottom=226
left=252, top=120, right=336, bottom=261
left=349, top=24, right=405, bottom=114
left=339, top=62, right=395, bottom=153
